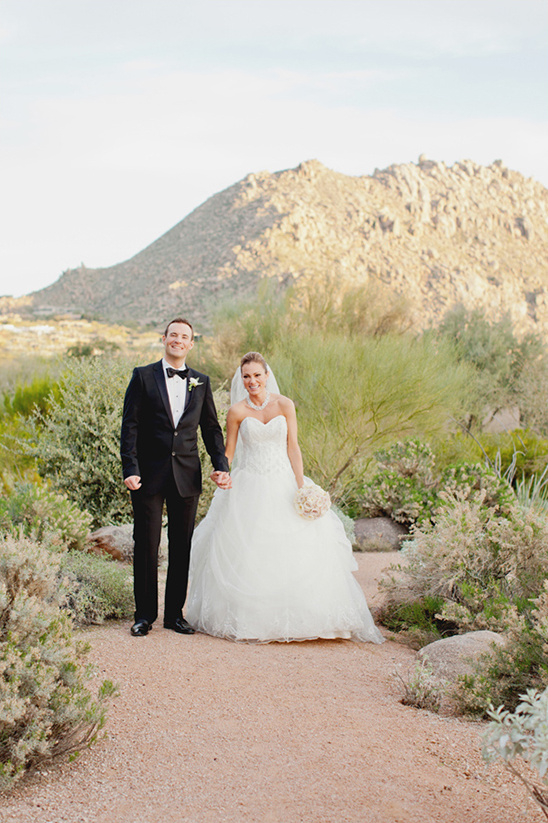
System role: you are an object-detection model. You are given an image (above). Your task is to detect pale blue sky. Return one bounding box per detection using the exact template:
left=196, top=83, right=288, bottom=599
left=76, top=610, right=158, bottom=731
left=1, top=0, right=547, bottom=297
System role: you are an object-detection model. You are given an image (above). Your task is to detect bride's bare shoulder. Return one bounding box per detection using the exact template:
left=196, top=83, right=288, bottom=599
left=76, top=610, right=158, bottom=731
left=227, top=400, right=247, bottom=421
left=276, top=394, right=295, bottom=412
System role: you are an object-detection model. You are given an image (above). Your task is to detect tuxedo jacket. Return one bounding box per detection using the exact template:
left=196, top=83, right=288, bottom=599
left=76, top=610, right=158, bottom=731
left=120, top=361, right=229, bottom=497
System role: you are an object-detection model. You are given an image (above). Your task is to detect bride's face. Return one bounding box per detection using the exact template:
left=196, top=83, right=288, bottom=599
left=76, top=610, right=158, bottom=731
left=242, top=361, right=268, bottom=398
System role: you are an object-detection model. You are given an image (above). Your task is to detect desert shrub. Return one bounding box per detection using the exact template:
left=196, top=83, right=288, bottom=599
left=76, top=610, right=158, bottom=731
left=453, top=581, right=548, bottom=716
left=377, top=595, right=447, bottom=649
left=0, top=416, right=37, bottom=483
left=361, top=440, right=439, bottom=525
left=359, top=439, right=515, bottom=527
left=0, top=375, right=57, bottom=482
left=269, top=332, right=475, bottom=494
left=483, top=686, right=548, bottom=818
left=516, top=464, right=548, bottom=516
left=438, top=462, right=516, bottom=515
left=380, top=493, right=548, bottom=644
left=0, top=481, right=91, bottom=550
left=404, top=497, right=548, bottom=620
left=380, top=493, right=548, bottom=712
left=28, top=357, right=133, bottom=527
left=480, top=429, right=548, bottom=481
left=379, top=492, right=548, bottom=715
left=437, top=307, right=545, bottom=411
left=66, top=339, right=121, bottom=358
left=518, top=357, right=548, bottom=438
left=2, top=376, right=59, bottom=419
left=59, top=551, right=133, bottom=625
left=397, top=660, right=443, bottom=712
left=0, top=534, right=116, bottom=790
left=454, top=624, right=548, bottom=717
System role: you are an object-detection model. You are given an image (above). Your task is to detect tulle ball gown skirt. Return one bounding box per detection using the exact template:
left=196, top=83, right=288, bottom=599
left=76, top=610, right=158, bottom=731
left=185, top=416, right=384, bottom=644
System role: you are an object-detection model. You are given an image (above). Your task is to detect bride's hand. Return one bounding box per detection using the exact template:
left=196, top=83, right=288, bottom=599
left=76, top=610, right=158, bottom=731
left=211, top=470, right=232, bottom=489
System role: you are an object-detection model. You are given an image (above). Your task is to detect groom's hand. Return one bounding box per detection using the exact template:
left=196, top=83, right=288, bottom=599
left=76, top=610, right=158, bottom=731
left=124, top=475, right=142, bottom=491
left=211, top=470, right=231, bottom=489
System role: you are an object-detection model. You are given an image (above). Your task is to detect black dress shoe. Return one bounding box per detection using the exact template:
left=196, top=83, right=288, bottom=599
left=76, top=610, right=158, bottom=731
left=131, top=619, right=151, bottom=636
left=163, top=617, right=195, bottom=635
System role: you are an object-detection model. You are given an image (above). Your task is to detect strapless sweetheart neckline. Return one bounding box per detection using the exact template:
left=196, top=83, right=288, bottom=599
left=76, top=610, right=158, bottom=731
left=241, top=415, right=285, bottom=427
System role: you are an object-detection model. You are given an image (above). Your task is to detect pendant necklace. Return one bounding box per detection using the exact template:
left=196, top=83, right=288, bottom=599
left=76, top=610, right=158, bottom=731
left=246, top=391, right=271, bottom=411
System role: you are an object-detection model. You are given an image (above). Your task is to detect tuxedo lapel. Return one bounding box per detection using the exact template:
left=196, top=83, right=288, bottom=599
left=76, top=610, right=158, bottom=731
left=153, top=361, right=173, bottom=424
left=179, top=367, right=197, bottom=424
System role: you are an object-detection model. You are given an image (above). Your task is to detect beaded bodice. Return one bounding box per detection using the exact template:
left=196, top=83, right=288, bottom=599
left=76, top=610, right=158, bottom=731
left=237, top=415, right=291, bottom=475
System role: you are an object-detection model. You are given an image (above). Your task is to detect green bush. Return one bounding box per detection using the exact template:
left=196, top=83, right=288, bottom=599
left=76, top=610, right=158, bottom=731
left=0, top=534, right=116, bottom=790
left=437, top=307, right=545, bottom=411
left=269, top=332, right=475, bottom=495
left=359, top=439, right=515, bottom=527
left=0, top=481, right=92, bottom=550
left=391, top=496, right=548, bottom=626
left=454, top=625, right=548, bottom=716
left=59, top=551, right=133, bottom=625
left=28, top=357, right=133, bottom=527
left=438, top=462, right=516, bottom=515
left=361, top=440, right=439, bottom=525
left=454, top=581, right=548, bottom=714
left=0, top=416, right=37, bottom=484
left=377, top=595, right=447, bottom=649
left=480, top=429, right=548, bottom=481
left=2, top=376, right=59, bottom=419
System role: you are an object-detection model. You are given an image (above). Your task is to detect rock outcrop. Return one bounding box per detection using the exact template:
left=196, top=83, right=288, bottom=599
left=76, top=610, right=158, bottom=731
left=9, top=156, right=548, bottom=335
left=419, top=630, right=506, bottom=683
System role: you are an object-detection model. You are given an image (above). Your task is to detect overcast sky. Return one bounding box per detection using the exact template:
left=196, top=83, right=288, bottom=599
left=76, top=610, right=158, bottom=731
left=1, top=0, right=547, bottom=298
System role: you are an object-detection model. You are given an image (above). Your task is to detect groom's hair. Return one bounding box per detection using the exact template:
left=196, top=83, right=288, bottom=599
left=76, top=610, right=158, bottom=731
left=164, top=317, right=194, bottom=339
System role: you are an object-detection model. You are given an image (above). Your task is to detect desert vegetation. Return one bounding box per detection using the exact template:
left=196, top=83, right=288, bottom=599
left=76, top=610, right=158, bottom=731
left=2, top=288, right=548, bottom=788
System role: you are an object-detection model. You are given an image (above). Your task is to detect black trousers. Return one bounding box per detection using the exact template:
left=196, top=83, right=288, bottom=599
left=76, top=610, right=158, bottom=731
left=131, top=474, right=199, bottom=624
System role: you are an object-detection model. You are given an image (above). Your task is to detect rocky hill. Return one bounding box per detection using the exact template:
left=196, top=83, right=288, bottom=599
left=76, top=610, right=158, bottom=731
left=7, top=156, right=548, bottom=335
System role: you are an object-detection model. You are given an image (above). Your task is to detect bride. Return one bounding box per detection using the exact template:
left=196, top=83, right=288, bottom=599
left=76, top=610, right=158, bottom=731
left=185, top=352, right=384, bottom=644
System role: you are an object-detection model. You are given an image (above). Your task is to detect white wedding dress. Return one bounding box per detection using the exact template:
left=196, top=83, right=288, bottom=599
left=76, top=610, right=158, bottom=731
left=186, top=415, right=384, bottom=643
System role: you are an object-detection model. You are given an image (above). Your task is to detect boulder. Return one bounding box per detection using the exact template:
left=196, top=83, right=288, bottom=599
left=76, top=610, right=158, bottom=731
left=87, top=524, right=134, bottom=561
left=419, top=630, right=506, bottom=683
left=354, top=517, right=408, bottom=551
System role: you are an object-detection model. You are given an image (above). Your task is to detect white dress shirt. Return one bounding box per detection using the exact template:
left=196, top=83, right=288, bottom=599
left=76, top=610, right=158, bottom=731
left=162, top=358, right=187, bottom=427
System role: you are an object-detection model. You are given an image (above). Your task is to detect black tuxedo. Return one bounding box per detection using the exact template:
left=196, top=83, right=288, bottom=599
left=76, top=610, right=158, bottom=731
left=121, top=360, right=229, bottom=624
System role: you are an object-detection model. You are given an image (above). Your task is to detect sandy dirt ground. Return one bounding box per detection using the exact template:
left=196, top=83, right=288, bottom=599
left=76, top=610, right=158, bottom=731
left=0, top=553, right=536, bottom=822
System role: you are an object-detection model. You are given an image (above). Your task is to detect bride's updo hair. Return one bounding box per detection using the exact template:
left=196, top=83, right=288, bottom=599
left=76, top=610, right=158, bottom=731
left=240, top=351, right=268, bottom=373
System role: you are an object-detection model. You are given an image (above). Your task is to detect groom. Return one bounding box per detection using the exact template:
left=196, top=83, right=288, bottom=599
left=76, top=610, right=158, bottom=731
left=120, top=317, right=230, bottom=637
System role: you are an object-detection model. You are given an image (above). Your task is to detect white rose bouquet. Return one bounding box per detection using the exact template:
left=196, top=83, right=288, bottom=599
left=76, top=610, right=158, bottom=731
left=294, top=483, right=331, bottom=520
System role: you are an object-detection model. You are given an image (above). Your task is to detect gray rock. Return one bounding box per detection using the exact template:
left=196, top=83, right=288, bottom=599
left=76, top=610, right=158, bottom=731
left=87, top=524, right=135, bottom=561
left=419, top=630, right=506, bottom=683
left=354, top=517, right=408, bottom=552
left=87, top=524, right=169, bottom=562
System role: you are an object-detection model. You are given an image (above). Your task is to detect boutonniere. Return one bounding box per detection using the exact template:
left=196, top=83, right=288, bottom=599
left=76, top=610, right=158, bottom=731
left=188, top=377, right=203, bottom=392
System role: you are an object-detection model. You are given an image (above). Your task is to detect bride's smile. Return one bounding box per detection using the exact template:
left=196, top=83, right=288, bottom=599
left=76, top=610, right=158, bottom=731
left=242, top=362, right=268, bottom=402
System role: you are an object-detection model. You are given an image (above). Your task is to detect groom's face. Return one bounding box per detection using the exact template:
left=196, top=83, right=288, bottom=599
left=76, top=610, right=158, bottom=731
left=162, top=322, right=194, bottom=364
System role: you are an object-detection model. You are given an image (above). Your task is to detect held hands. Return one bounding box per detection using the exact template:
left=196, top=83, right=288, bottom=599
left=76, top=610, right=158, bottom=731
left=211, top=470, right=232, bottom=490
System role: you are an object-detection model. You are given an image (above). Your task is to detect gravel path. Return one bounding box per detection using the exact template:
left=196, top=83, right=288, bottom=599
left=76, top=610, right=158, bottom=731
left=1, top=553, right=536, bottom=822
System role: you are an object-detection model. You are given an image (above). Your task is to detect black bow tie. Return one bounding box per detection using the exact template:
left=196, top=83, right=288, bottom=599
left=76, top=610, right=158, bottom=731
left=166, top=367, right=189, bottom=380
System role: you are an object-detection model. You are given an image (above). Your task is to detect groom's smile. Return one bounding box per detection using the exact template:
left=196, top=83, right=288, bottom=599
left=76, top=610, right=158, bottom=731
left=162, top=321, right=194, bottom=366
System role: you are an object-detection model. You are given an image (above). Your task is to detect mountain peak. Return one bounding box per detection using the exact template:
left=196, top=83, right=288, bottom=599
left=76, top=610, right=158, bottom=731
left=5, top=158, right=548, bottom=336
